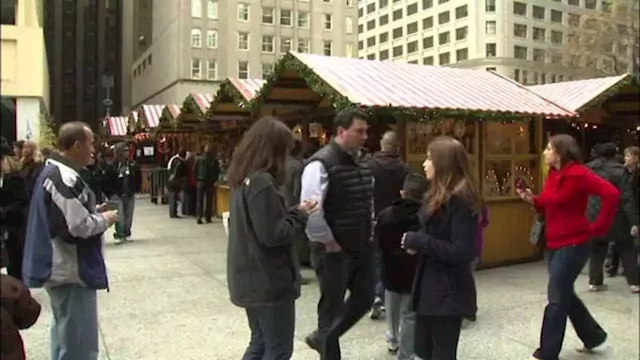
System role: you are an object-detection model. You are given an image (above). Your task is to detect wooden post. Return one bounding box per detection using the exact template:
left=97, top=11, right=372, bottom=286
left=396, top=117, right=407, bottom=161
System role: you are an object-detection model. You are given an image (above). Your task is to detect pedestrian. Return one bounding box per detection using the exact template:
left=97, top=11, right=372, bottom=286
left=195, top=145, right=220, bottom=223
left=300, top=108, right=375, bottom=360
left=105, top=142, right=141, bottom=243
left=22, top=121, right=120, bottom=360
left=517, top=134, right=618, bottom=360
left=225, top=116, right=317, bottom=360
left=182, top=152, right=198, bottom=216
left=19, top=140, right=45, bottom=200
left=586, top=143, right=639, bottom=293
left=167, top=149, right=187, bottom=218
left=376, top=173, right=427, bottom=358
left=463, top=204, right=489, bottom=326
left=365, top=130, right=410, bottom=320
left=401, top=136, right=482, bottom=360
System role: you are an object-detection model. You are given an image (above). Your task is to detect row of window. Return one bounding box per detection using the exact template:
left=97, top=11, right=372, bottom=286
left=190, top=0, right=218, bottom=19
left=189, top=60, right=277, bottom=81
left=359, top=26, right=469, bottom=51
left=513, top=69, right=570, bottom=85
left=359, top=4, right=467, bottom=33
left=512, top=24, right=564, bottom=44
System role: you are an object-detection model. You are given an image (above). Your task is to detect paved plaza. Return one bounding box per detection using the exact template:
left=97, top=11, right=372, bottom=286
left=21, top=199, right=640, bottom=360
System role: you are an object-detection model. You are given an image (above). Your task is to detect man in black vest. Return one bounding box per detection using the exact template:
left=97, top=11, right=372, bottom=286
left=301, top=108, right=375, bottom=360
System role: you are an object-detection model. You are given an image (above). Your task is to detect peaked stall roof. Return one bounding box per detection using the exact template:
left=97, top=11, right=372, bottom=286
left=105, top=116, right=128, bottom=137
left=527, top=74, right=632, bottom=113
left=229, top=78, right=266, bottom=101
left=166, top=104, right=181, bottom=118
left=191, top=93, right=215, bottom=112
left=141, top=104, right=165, bottom=128
left=278, top=52, right=574, bottom=118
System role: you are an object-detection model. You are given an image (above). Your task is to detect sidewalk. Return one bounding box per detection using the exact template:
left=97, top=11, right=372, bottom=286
left=22, top=201, right=639, bottom=360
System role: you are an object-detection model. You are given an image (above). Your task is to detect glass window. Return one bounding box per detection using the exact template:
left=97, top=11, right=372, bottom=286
left=407, top=3, right=419, bottom=15
left=423, top=36, right=434, bottom=49
left=392, top=45, right=403, bottom=57
left=486, top=21, right=496, bottom=34
left=367, top=2, right=376, bottom=13
left=379, top=32, right=389, bottom=43
left=367, top=36, right=376, bottom=47
left=455, top=5, right=468, bottom=19
left=486, top=0, right=496, bottom=12
left=423, top=17, right=433, bottom=29
left=190, top=28, right=201, bottom=48
left=393, top=27, right=403, bottom=39
left=324, top=14, right=333, bottom=30
left=262, top=36, right=274, bottom=52
left=380, top=0, right=389, bottom=8
left=486, top=43, right=497, bottom=57
left=207, top=0, right=218, bottom=19
left=514, top=24, right=527, bottom=38
left=379, top=49, right=389, bottom=60
left=238, top=3, right=249, bottom=21
left=191, top=0, right=202, bottom=17
left=298, top=11, right=310, bottom=28
left=550, top=10, right=562, bottom=23
left=345, top=43, right=354, bottom=57
left=568, top=0, right=579, bottom=5
left=533, top=27, right=545, bottom=41
left=323, top=41, right=332, bottom=56
left=393, top=9, right=403, bottom=20
left=585, top=0, right=596, bottom=9
left=513, top=2, right=526, bottom=16
left=238, top=32, right=249, bottom=50
left=280, top=9, right=292, bottom=26
left=568, top=13, right=580, bottom=27
left=438, top=11, right=450, bottom=25
left=407, top=22, right=419, bottom=34
left=346, top=17, right=353, bottom=33
left=297, top=39, right=310, bottom=53
left=438, top=31, right=450, bottom=45
left=533, top=49, right=546, bottom=62
left=532, top=6, right=545, bottom=19
left=367, top=19, right=375, bottom=30
left=191, top=58, right=201, bottom=79
left=456, top=48, right=468, bottom=61
left=207, top=60, right=217, bottom=80
left=408, top=40, right=418, bottom=54
left=550, top=31, right=563, bottom=44
left=261, top=63, right=273, bottom=79
left=281, top=37, right=292, bottom=53
left=423, top=56, right=434, bottom=65
left=262, top=7, right=274, bottom=24
left=379, top=14, right=389, bottom=26
left=423, top=0, right=433, bottom=9
left=207, top=30, right=217, bottom=48
left=238, top=61, right=249, bottom=79
left=439, top=52, right=451, bottom=65
left=456, top=26, right=468, bottom=40
left=514, top=45, right=528, bottom=59
left=406, top=120, right=477, bottom=172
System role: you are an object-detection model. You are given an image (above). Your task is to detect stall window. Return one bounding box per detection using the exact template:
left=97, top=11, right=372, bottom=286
left=482, top=121, right=539, bottom=199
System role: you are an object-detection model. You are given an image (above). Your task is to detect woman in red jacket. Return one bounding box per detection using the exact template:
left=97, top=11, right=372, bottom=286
left=517, top=134, right=619, bottom=360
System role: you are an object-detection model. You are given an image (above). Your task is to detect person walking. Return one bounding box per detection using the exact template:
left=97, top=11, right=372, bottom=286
left=365, top=130, right=410, bottom=320
left=1, top=138, right=27, bottom=281
left=226, top=117, right=317, bottom=360
left=167, top=149, right=187, bottom=218
left=195, top=145, right=220, bottom=224
left=586, top=143, right=640, bottom=293
left=22, top=121, right=119, bottom=360
left=301, top=108, right=375, bottom=360
left=401, top=136, right=482, bottom=360
left=517, top=134, right=618, bottom=360
left=105, top=142, right=141, bottom=243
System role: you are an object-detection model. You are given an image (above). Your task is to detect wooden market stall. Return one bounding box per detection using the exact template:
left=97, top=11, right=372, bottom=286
left=177, top=93, right=216, bottom=153
left=253, top=52, right=577, bottom=268
left=102, top=116, right=131, bottom=144
left=127, top=110, right=140, bottom=134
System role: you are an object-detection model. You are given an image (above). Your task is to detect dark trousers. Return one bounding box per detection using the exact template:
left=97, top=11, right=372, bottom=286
left=242, top=300, right=295, bottom=360
left=590, top=241, right=639, bottom=286
left=196, top=182, right=214, bottom=221
left=535, top=242, right=606, bottom=360
left=168, top=190, right=180, bottom=217
left=310, top=243, right=375, bottom=360
left=373, top=249, right=384, bottom=305
left=414, top=315, right=462, bottom=360
left=182, top=186, right=196, bottom=216
left=605, top=243, right=620, bottom=274
left=5, top=232, right=23, bottom=281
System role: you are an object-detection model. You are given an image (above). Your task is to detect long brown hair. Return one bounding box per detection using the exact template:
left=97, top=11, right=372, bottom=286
left=21, top=140, right=42, bottom=165
left=424, top=136, right=483, bottom=216
left=226, top=116, right=293, bottom=188
left=548, top=134, right=582, bottom=167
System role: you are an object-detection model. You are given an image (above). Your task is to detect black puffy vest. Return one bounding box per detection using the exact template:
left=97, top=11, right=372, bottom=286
left=308, top=141, right=373, bottom=251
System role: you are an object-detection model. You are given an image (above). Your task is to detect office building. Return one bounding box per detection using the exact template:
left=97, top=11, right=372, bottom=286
left=358, top=0, right=636, bottom=85
left=1, top=0, right=49, bottom=143
left=128, top=0, right=359, bottom=109
left=43, top=0, right=123, bottom=128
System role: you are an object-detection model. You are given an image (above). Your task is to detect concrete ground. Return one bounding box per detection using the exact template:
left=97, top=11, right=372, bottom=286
left=21, top=200, right=639, bottom=360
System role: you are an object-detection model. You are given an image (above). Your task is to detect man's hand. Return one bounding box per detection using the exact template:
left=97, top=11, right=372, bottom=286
left=324, top=240, right=342, bottom=253
left=297, top=199, right=319, bottom=214
left=96, top=203, right=109, bottom=213
left=631, top=225, right=639, bottom=237
left=102, top=210, right=120, bottom=226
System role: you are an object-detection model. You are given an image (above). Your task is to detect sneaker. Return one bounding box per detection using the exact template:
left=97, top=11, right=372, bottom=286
left=370, top=306, right=383, bottom=320
left=588, top=284, right=608, bottom=292
left=387, top=342, right=399, bottom=354
left=630, top=285, right=640, bottom=294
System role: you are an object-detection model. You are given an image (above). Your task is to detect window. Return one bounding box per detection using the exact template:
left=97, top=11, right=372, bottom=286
left=324, top=14, right=332, bottom=30
left=379, top=49, right=389, bottom=60
left=514, top=45, right=527, bottom=59
left=423, top=56, right=434, bottom=65
left=191, top=28, right=202, bottom=48
left=550, top=10, right=562, bottom=23
left=367, top=2, right=376, bottom=13
left=408, top=40, right=418, bottom=54
left=207, top=60, right=217, bottom=80
left=367, top=19, right=375, bottom=30
left=407, top=22, right=418, bottom=34
left=513, top=2, right=526, bottom=16
left=207, top=0, right=218, bottom=19
left=238, top=3, right=249, bottom=21
left=514, top=24, right=527, bottom=38
left=346, top=0, right=354, bottom=6
left=367, top=53, right=376, bottom=60
left=393, top=9, right=403, bottom=21
left=392, top=45, right=403, bottom=57
left=358, top=24, right=363, bottom=33
left=486, top=43, right=497, bottom=57
left=568, top=0, right=579, bottom=5
left=486, top=67, right=496, bottom=71
left=533, top=27, right=545, bottom=41
left=456, top=48, right=468, bottom=61
left=438, top=11, right=450, bottom=25
left=297, top=39, right=310, bottom=53
left=323, top=41, right=332, bottom=56
left=191, top=0, right=202, bottom=17
left=207, top=30, right=218, bottom=48
left=455, top=26, right=468, bottom=40
left=238, top=32, right=249, bottom=50
left=280, top=9, right=292, bottom=26
left=486, top=21, right=496, bottom=34
left=528, top=7, right=543, bottom=21
left=486, top=0, right=496, bottom=12
left=438, top=32, right=450, bottom=45
left=262, top=36, right=274, bottom=52
left=379, top=14, right=389, bottom=26
left=455, top=5, right=468, bottom=19
left=585, top=0, right=596, bottom=9
left=568, top=14, right=580, bottom=27
left=346, top=17, right=353, bottom=33
left=407, top=3, right=419, bottom=15
left=281, top=38, right=292, bottom=53
left=533, top=49, right=546, bottom=62
left=438, top=0, right=449, bottom=4
left=423, top=0, right=433, bottom=9
left=367, top=36, right=376, bottom=47
left=439, top=53, right=450, bottom=65
left=262, top=7, right=275, bottom=24
left=191, top=58, right=201, bottom=79
left=393, top=27, right=403, bottom=39
left=423, top=17, right=433, bottom=29
left=346, top=43, right=354, bottom=57
left=262, top=64, right=274, bottom=79
left=379, top=32, right=389, bottom=43
left=423, top=36, right=434, bottom=49
left=238, top=62, right=249, bottom=79
left=550, top=31, right=563, bottom=44
left=380, top=0, right=389, bottom=8
left=298, top=11, right=310, bottom=28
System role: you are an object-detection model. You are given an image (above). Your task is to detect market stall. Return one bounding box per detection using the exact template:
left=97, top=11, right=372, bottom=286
left=252, top=52, right=575, bottom=267
left=178, top=93, right=215, bottom=153
left=127, top=111, right=140, bottom=134
left=102, top=116, right=131, bottom=142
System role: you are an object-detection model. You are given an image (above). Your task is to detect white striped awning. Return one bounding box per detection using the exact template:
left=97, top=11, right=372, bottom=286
left=105, top=116, right=128, bottom=137
left=142, top=104, right=165, bottom=128
left=192, top=93, right=214, bottom=112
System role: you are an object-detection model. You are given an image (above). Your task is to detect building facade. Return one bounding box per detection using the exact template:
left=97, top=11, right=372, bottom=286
left=44, top=0, right=122, bottom=129
left=358, top=0, right=634, bottom=85
left=128, top=0, right=359, bottom=109
left=1, top=0, right=49, bottom=143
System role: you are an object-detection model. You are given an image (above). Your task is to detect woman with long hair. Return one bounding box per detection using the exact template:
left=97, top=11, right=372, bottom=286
left=226, top=116, right=317, bottom=360
left=401, top=136, right=483, bottom=359
left=19, top=140, right=44, bottom=201
left=517, top=134, right=618, bottom=360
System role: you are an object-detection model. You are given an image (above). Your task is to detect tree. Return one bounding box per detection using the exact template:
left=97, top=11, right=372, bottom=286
left=565, top=0, right=639, bottom=76
left=39, top=114, right=57, bottom=149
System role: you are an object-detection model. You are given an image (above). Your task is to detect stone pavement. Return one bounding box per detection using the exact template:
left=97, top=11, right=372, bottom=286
left=21, top=200, right=639, bottom=360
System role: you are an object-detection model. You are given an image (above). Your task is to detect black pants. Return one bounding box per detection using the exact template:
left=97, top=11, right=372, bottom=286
left=182, top=186, right=196, bottom=216
left=589, top=241, right=639, bottom=286
left=4, top=232, right=23, bottom=281
left=310, top=243, right=375, bottom=360
left=168, top=190, right=180, bottom=217
left=242, top=300, right=295, bottom=360
left=605, top=243, right=620, bottom=274
left=196, top=182, right=214, bottom=221
left=414, top=315, right=463, bottom=360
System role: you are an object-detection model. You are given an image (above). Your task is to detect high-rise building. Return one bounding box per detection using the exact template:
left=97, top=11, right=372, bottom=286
left=126, top=0, right=359, bottom=109
left=357, top=0, right=636, bottom=85
left=1, top=0, right=49, bottom=143
left=44, top=0, right=123, bottom=129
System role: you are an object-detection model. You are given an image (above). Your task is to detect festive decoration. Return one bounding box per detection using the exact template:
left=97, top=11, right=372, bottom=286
left=180, top=95, right=205, bottom=124
left=205, top=80, right=252, bottom=121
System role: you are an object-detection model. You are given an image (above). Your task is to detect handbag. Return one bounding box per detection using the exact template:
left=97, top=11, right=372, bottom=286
left=529, top=215, right=545, bottom=246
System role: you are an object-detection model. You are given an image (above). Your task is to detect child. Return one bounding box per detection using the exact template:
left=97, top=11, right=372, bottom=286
left=376, top=173, right=428, bottom=359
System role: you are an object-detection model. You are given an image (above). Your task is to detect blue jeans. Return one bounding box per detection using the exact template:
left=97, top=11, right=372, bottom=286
left=46, top=285, right=99, bottom=360
left=385, top=291, right=415, bottom=360
left=535, top=242, right=606, bottom=360
left=373, top=250, right=384, bottom=306
left=113, top=195, right=135, bottom=238
left=243, top=300, right=295, bottom=360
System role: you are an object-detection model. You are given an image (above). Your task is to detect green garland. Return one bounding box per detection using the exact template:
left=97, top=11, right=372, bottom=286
left=576, top=73, right=635, bottom=114
left=180, top=95, right=204, bottom=123
left=205, top=80, right=251, bottom=121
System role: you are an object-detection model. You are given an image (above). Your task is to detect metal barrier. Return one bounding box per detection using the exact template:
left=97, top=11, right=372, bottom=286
left=142, top=167, right=169, bottom=204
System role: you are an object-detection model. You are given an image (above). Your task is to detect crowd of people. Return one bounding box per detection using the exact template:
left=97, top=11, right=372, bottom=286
left=0, top=112, right=638, bottom=360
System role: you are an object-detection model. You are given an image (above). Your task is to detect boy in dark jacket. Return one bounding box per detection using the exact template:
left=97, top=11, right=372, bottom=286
left=105, top=142, right=141, bottom=243
left=375, top=173, right=427, bottom=359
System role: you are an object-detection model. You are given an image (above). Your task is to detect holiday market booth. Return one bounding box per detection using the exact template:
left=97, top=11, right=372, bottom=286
left=102, top=116, right=131, bottom=142
left=253, top=52, right=575, bottom=267
left=130, top=105, right=165, bottom=194
left=174, top=93, right=216, bottom=153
